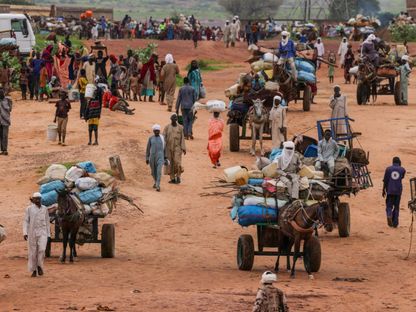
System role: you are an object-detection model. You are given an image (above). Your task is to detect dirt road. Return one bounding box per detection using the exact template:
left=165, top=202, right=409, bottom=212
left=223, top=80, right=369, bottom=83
left=0, top=40, right=415, bottom=312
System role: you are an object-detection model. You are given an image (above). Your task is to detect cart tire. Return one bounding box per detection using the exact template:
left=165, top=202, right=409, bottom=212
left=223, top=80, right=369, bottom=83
left=338, top=203, right=351, bottom=237
left=394, top=81, right=402, bottom=105
left=303, top=85, right=311, bottom=111
left=303, top=235, right=321, bottom=273
left=45, top=238, right=51, bottom=258
left=237, top=234, right=254, bottom=271
left=229, top=123, right=240, bottom=152
left=356, top=83, right=368, bottom=105
left=101, top=224, right=115, bottom=258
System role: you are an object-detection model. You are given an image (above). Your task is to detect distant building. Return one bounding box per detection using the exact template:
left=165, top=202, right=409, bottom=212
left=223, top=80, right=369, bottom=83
left=408, top=0, right=416, bottom=19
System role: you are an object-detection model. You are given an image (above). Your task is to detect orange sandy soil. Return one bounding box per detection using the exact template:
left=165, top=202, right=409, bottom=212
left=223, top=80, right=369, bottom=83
left=0, top=39, right=416, bottom=312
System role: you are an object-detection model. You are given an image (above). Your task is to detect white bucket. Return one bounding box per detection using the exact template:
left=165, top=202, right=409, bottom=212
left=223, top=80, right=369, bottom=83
left=47, top=124, right=58, bottom=141
left=224, top=166, right=242, bottom=183
left=85, top=84, right=97, bottom=99
left=68, top=88, right=80, bottom=101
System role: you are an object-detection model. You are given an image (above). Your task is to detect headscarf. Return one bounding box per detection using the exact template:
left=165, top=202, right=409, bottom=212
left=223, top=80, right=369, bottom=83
left=365, top=34, right=375, bottom=44
left=261, top=271, right=277, bottom=284
left=109, top=54, right=117, bottom=63
left=281, top=31, right=290, bottom=46
left=140, top=56, right=156, bottom=83
left=152, top=124, right=161, bottom=131
left=279, top=141, right=295, bottom=170
left=165, top=53, right=174, bottom=64
left=402, top=55, right=409, bottom=62
left=273, top=95, right=282, bottom=106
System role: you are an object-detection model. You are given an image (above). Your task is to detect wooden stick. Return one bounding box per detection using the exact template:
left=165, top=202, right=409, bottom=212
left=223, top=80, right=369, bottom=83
left=317, top=57, right=339, bottom=68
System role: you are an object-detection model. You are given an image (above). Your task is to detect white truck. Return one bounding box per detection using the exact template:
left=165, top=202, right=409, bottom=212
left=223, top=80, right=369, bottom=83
left=0, top=14, right=36, bottom=56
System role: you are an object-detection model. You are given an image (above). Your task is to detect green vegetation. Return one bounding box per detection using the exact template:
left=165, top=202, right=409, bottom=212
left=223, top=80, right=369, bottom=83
left=34, top=34, right=84, bottom=54
left=185, top=59, right=229, bottom=72
left=132, top=43, right=158, bottom=63
left=0, top=52, right=21, bottom=88
left=176, top=74, right=184, bottom=87
left=390, top=24, right=416, bottom=42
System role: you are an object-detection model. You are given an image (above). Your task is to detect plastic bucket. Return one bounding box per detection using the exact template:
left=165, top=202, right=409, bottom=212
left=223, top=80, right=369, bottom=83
left=85, top=84, right=97, bottom=99
left=47, top=124, right=58, bottom=141
left=68, top=88, right=80, bottom=101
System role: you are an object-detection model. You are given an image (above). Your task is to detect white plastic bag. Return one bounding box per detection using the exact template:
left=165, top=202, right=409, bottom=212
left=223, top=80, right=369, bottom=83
left=206, top=100, right=226, bottom=113
left=65, top=166, right=85, bottom=182
left=263, top=52, right=278, bottom=63
left=75, top=177, right=99, bottom=191
left=45, top=164, right=67, bottom=181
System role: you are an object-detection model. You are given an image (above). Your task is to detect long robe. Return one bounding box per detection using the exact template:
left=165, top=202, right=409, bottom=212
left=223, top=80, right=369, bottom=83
left=163, top=124, right=186, bottom=180
left=54, top=56, right=71, bottom=89
left=399, top=63, right=411, bottom=105
left=269, top=105, right=287, bottom=149
left=161, top=63, right=179, bottom=109
left=207, top=117, right=224, bottom=165
left=338, top=40, right=349, bottom=65
left=146, top=135, right=165, bottom=188
left=187, top=68, right=202, bottom=99
left=83, top=62, right=96, bottom=84
left=23, top=203, right=50, bottom=272
left=329, top=95, right=348, bottom=137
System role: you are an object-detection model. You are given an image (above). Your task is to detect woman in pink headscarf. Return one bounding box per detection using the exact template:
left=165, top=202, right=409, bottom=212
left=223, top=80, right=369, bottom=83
left=42, top=45, right=54, bottom=79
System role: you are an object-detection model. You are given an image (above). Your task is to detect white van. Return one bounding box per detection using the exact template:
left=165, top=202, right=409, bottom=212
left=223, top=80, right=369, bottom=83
left=0, top=14, right=36, bottom=55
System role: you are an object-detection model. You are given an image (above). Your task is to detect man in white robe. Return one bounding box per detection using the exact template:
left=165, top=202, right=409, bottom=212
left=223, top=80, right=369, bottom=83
left=316, top=37, right=325, bottom=69
left=23, top=192, right=50, bottom=277
left=338, top=37, right=349, bottom=67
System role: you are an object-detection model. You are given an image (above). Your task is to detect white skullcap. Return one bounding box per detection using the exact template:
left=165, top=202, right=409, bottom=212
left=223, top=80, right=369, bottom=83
left=402, top=55, right=409, bottom=61
left=367, top=34, right=375, bottom=41
left=281, top=31, right=289, bottom=37
left=32, top=192, right=42, bottom=198
left=165, top=53, right=174, bottom=64
left=152, top=124, right=161, bottom=131
left=273, top=95, right=282, bottom=103
left=261, top=271, right=277, bottom=284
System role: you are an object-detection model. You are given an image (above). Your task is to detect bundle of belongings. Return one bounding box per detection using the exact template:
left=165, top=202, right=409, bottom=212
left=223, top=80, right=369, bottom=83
left=0, top=224, right=6, bottom=244
left=227, top=138, right=369, bottom=227
left=346, top=14, right=381, bottom=28
left=37, top=161, right=116, bottom=218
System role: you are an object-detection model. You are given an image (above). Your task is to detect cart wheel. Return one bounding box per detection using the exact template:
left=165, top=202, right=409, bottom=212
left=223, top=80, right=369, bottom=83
left=45, top=238, right=51, bottom=258
left=229, top=123, right=240, bottom=152
left=101, top=224, right=115, bottom=258
left=338, top=203, right=350, bottom=237
left=356, top=83, right=369, bottom=105
left=394, top=81, right=402, bottom=105
left=303, top=235, right=321, bottom=273
left=237, top=234, right=254, bottom=271
left=303, top=85, right=311, bottom=112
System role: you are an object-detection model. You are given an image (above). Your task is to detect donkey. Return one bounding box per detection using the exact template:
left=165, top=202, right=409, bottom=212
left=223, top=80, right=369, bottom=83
left=275, top=201, right=332, bottom=279
left=248, top=98, right=268, bottom=156
left=57, top=189, right=84, bottom=263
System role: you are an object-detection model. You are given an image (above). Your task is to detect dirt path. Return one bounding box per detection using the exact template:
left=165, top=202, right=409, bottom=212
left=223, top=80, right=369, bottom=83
left=0, top=39, right=416, bottom=312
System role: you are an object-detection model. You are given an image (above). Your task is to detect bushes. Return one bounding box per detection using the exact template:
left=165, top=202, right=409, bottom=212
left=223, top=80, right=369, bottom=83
left=0, top=52, right=21, bottom=88
left=389, top=24, right=416, bottom=42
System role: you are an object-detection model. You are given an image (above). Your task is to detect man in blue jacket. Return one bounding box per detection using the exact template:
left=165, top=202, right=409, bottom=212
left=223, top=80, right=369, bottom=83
left=383, top=157, right=406, bottom=227
left=277, top=31, right=297, bottom=80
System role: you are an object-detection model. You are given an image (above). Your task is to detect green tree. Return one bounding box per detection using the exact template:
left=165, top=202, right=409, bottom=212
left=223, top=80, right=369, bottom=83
left=218, top=0, right=283, bottom=20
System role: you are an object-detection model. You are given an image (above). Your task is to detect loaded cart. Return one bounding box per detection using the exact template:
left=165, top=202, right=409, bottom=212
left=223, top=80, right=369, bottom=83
left=46, top=192, right=117, bottom=258
left=237, top=223, right=321, bottom=272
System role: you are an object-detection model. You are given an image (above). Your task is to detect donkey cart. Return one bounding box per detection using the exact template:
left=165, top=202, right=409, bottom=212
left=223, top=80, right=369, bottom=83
left=237, top=223, right=321, bottom=273
left=356, top=60, right=402, bottom=105
left=45, top=195, right=118, bottom=259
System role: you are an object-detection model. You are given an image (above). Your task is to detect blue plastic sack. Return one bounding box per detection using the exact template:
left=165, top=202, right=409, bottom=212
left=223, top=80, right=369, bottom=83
left=304, top=144, right=318, bottom=157
left=297, top=70, right=316, bottom=83
left=40, top=180, right=65, bottom=194
left=295, top=58, right=316, bottom=73
left=237, top=205, right=278, bottom=227
left=269, top=148, right=283, bottom=161
left=77, top=161, right=97, bottom=173
left=79, top=187, right=102, bottom=204
left=248, top=179, right=264, bottom=186
left=41, top=190, right=58, bottom=206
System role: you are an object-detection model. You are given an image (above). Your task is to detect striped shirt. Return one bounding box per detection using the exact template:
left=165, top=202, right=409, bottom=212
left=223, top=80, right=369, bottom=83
left=0, top=97, right=12, bottom=126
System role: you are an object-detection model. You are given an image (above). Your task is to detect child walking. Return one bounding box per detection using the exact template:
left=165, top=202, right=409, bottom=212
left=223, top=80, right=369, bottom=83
left=19, top=62, right=30, bottom=100
left=328, top=51, right=336, bottom=84
left=39, top=63, right=49, bottom=102
left=54, top=91, right=71, bottom=145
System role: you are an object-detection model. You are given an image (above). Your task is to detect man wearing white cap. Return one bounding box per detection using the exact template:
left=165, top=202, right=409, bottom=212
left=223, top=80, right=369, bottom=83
left=23, top=192, right=50, bottom=277
left=269, top=95, right=287, bottom=149
left=398, top=55, right=411, bottom=105
left=278, top=31, right=297, bottom=80
left=146, top=124, right=166, bottom=192
left=253, top=271, right=289, bottom=312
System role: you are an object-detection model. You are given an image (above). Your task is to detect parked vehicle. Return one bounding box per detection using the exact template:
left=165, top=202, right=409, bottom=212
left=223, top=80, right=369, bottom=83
left=0, top=14, right=36, bottom=56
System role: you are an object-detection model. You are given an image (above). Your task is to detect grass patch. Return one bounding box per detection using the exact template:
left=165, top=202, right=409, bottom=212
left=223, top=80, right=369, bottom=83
left=34, top=34, right=85, bottom=53
left=36, top=161, right=79, bottom=175
left=185, top=59, right=230, bottom=72
left=176, top=74, right=184, bottom=87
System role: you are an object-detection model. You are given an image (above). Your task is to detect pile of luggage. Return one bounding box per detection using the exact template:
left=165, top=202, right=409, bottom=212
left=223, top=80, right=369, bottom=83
left=37, top=161, right=116, bottom=217
left=346, top=15, right=381, bottom=28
